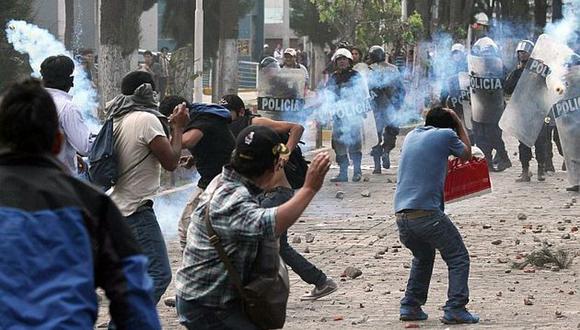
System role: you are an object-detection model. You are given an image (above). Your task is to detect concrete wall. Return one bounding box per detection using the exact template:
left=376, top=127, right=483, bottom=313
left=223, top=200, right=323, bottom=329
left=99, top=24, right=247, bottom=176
left=31, top=0, right=64, bottom=41
left=140, top=4, right=159, bottom=52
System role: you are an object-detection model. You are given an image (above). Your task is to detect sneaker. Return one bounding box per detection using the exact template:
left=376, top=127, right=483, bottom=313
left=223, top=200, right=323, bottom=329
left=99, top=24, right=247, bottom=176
left=566, top=185, right=579, bottom=192
left=372, top=168, right=382, bottom=174
left=352, top=173, right=362, bottom=182
left=400, top=305, right=428, bottom=321
left=440, top=309, right=480, bottom=324
left=301, top=278, right=338, bottom=301
left=330, top=175, right=348, bottom=182
left=515, top=170, right=532, bottom=182
left=495, top=158, right=512, bottom=172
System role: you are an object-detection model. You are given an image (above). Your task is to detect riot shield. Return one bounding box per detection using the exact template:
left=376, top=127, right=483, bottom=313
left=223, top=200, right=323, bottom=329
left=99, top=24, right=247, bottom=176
left=458, top=72, right=473, bottom=129
left=257, top=67, right=306, bottom=120
left=546, top=65, right=580, bottom=187
left=500, top=34, right=576, bottom=147
left=468, top=55, right=505, bottom=123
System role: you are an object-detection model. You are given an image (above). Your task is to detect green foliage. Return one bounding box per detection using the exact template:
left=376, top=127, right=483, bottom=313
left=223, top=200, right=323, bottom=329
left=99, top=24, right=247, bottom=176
left=303, top=0, right=423, bottom=49
left=0, top=0, right=32, bottom=91
left=289, top=0, right=338, bottom=46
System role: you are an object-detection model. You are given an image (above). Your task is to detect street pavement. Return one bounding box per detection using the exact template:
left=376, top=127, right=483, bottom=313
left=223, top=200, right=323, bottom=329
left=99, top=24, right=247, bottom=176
left=98, top=127, right=579, bottom=329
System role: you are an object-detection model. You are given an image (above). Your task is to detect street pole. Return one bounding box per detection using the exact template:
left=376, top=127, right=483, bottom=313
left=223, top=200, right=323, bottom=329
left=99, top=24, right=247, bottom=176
left=194, top=0, right=204, bottom=102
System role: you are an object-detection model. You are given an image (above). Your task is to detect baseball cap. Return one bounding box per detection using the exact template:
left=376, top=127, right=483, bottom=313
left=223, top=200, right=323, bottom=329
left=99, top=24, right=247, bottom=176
left=284, top=48, right=297, bottom=57
left=234, top=126, right=289, bottom=162
left=219, top=94, right=245, bottom=111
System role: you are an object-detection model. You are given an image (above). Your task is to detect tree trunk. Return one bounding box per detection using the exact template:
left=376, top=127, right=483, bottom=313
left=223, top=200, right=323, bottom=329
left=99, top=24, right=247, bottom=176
left=449, top=0, right=463, bottom=30
left=98, top=0, right=143, bottom=112
left=415, top=0, right=433, bottom=37
left=168, top=45, right=195, bottom=99
left=213, top=0, right=239, bottom=102
left=552, top=0, right=563, bottom=21
left=534, top=0, right=547, bottom=29
left=64, top=0, right=74, bottom=50
left=463, top=0, right=475, bottom=26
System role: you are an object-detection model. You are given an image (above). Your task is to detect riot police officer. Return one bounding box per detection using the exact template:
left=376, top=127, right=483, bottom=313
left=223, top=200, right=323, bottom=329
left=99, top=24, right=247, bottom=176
left=469, top=37, right=511, bottom=171
left=366, top=45, right=406, bottom=173
left=326, top=48, right=368, bottom=182
left=505, top=40, right=548, bottom=182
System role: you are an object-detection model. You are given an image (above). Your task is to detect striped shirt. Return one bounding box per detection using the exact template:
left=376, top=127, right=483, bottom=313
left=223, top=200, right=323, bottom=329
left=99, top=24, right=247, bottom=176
left=175, top=166, right=277, bottom=307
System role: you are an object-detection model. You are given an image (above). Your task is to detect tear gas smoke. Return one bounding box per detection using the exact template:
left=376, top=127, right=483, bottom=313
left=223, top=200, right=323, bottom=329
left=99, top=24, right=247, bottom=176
left=154, top=171, right=200, bottom=238
left=5, top=20, right=100, bottom=132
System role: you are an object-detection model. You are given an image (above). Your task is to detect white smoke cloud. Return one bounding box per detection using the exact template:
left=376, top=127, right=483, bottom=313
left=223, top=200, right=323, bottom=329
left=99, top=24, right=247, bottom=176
left=5, top=20, right=100, bottom=132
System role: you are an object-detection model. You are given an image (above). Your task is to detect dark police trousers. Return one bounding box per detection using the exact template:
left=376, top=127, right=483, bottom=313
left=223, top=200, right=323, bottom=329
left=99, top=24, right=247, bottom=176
left=518, top=124, right=548, bottom=168
left=472, top=121, right=508, bottom=162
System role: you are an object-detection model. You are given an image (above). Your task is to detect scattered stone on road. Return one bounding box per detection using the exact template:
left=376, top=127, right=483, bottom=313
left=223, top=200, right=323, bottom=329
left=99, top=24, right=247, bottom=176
left=524, top=298, right=534, bottom=305
left=292, top=236, right=302, bottom=244
left=517, top=213, right=528, bottom=220
left=562, top=233, right=571, bottom=239
left=361, top=190, right=371, bottom=197
left=305, top=233, right=315, bottom=243
left=164, top=297, right=176, bottom=307
left=342, top=266, right=363, bottom=279
left=335, top=191, right=345, bottom=199
left=492, top=239, right=503, bottom=245
left=483, top=224, right=492, bottom=229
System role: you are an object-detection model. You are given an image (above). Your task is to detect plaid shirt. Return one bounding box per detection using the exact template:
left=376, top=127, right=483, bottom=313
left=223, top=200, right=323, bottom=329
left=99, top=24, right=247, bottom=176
left=175, top=166, right=277, bottom=307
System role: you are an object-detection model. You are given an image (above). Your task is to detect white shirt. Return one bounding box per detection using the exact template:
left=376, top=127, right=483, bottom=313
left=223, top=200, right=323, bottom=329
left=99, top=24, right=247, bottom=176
left=46, top=88, right=93, bottom=174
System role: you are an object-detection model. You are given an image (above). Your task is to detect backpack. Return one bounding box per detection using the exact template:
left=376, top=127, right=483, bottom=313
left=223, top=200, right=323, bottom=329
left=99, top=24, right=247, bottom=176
left=284, top=144, right=309, bottom=189
left=88, top=111, right=165, bottom=191
left=231, top=114, right=309, bottom=189
left=204, top=188, right=290, bottom=329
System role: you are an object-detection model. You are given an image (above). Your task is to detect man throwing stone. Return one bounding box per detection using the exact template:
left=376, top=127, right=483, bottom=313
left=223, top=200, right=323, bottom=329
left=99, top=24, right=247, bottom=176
left=394, top=106, right=479, bottom=324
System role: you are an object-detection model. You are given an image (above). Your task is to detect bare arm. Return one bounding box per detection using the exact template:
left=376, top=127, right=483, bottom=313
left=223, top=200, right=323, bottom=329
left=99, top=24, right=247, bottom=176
left=447, top=109, right=472, bottom=160
left=274, top=153, right=330, bottom=235
left=149, top=103, right=190, bottom=171
left=182, top=128, right=204, bottom=149
left=252, top=116, right=304, bottom=152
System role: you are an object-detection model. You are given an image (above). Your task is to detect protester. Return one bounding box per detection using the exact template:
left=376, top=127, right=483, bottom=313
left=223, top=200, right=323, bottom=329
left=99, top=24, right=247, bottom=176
left=394, top=106, right=479, bottom=324
left=159, top=96, right=235, bottom=252
left=0, top=78, right=161, bottom=329
left=107, top=71, right=189, bottom=304
left=139, top=50, right=163, bottom=95
left=175, top=126, right=331, bottom=329
left=223, top=94, right=338, bottom=300
left=40, top=55, right=94, bottom=175
left=158, top=47, right=171, bottom=99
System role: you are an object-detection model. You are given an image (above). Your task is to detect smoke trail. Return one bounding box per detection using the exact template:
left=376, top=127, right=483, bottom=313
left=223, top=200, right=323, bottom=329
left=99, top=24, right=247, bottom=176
left=5, top=20, right=100, bottom=132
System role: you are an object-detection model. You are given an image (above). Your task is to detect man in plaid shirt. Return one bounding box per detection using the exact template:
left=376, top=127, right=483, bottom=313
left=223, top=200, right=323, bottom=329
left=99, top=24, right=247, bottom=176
left=175, top=125, right=330, bottom=329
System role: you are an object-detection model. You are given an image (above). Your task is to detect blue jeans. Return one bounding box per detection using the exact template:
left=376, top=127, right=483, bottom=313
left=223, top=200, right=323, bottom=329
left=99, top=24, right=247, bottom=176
left=259, top=187, right=326, bottom=287
left=396, top=211, right=470, bottom=311
left=125, top=202, right=172, bottom=303
left=176, top=297, right=258, bottom=330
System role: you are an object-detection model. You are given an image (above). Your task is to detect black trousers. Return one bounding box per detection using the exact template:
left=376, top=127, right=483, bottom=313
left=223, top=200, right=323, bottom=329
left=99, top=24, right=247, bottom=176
left=472, top=121, right=507, bottom=162
left=518, top=124, right=548, bottom=168
left=546, top=125, right=563, bottom=159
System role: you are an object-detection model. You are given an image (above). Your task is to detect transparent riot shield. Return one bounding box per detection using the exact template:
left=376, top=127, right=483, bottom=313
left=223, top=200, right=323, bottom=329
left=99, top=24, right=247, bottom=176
left=546, top=66, right=580, bottom=187
left=257, top=67, right=306, bottom=121
left=500, top=34, right=576, bottom=147
left=468, top=55, right=505, bottom=123
left=458, top=72, right=473, bottom=129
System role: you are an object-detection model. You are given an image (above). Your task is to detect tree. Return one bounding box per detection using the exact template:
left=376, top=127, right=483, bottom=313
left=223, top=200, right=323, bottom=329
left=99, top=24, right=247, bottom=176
left=98, top=1, right=156, bottom=107
left=64, top=0, right=74, bottom=50
left=290, top=0, right=339, bottom=47
left=0, top=0, right=31, bottom=91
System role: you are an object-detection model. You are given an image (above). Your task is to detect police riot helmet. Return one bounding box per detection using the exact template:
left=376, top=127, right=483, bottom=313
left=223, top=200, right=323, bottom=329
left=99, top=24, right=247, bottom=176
left=474, top=12, right=489, bottom=26
left=368, top=45, right=386, bottom=63
left=515, top=40, right=534, bottom=55
left=332, top=48, right=353, bottom=62
left=472, top=37, right=499, bottom=57
left=259, top=56, right=280, bottom=70
left=451, top=43, right=466, bottom=54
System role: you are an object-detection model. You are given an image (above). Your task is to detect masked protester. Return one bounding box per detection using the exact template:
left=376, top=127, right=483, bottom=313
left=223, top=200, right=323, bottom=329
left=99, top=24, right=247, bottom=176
left=505, top=40, right=548, bottom=182
left=367, top=45, right=406, bottom=173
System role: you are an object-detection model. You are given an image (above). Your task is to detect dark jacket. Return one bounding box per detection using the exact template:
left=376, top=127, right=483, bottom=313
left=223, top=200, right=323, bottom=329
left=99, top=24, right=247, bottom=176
left=0, top=152, right=160, bottom=330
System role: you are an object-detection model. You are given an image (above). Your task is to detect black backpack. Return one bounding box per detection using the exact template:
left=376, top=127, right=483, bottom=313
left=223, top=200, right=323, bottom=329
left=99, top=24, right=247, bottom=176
left=88, top=111, right=165, bottom=191
left=284, top=144, right=309, bottom=189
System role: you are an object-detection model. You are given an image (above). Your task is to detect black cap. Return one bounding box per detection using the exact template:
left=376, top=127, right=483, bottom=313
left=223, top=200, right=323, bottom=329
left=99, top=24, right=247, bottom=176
left=234, top=125, right=288, bottom=162
left=220, top=94, right=245, bottom=111
left=40, top=55, right=75, bottom=80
